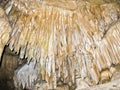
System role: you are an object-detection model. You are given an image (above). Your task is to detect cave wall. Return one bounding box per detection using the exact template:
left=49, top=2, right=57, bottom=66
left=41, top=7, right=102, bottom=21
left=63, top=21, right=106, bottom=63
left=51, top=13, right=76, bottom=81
left=0, top=47, right=18, bottom=89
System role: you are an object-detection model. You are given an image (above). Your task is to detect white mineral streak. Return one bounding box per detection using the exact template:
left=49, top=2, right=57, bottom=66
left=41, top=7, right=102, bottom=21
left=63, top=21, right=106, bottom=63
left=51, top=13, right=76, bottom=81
left=5, top=1, right=13, bottom=14
left=13, top=61, right=38, bottom=89
left=0, top=0, right=119, bottom=89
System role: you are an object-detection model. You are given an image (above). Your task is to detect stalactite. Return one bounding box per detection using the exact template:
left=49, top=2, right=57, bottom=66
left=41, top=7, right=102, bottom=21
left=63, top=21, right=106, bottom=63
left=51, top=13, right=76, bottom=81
left=0, top=7, right=12, bottom=62
left=0, top=0, right=120, bottom=89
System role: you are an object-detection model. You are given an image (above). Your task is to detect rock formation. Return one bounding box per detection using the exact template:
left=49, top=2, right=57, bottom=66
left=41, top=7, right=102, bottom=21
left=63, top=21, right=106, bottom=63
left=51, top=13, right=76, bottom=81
left=0, top=0, right=120, bottom=89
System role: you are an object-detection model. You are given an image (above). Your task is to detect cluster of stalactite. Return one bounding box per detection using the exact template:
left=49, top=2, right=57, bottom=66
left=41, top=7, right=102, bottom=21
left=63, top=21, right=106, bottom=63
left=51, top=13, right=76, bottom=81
left=0, top=0, right=120, bottom=89
left=0, top=7, right=12, bottom=62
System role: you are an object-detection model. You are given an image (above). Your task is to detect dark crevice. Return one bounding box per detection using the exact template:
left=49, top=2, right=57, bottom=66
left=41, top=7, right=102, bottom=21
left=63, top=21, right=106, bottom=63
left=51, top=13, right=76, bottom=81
left=0, top=45, right=7, bottom=68
left=0, top=46, right=19, bottom=90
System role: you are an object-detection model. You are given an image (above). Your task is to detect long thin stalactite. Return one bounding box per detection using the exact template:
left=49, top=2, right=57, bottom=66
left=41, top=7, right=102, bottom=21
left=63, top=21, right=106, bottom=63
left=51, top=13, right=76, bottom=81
left=0, top=0, right=120, bottom=89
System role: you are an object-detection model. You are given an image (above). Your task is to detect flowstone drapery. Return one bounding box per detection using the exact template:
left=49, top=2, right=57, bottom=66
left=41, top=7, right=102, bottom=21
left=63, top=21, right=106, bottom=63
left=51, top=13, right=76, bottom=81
left=0, top=0, right=120, bottom=89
